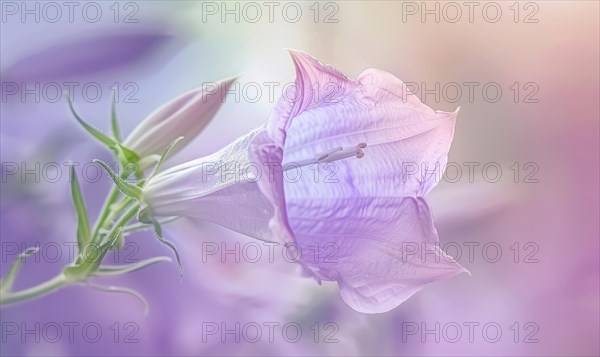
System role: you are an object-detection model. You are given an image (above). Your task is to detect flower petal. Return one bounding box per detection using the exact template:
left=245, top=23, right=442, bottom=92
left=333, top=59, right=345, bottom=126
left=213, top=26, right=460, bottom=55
left=144, top=125, right=298, bottom=244
left=267, top=50, right=354, bottom=149
left=286, top=196, right=468, bottom=313
left=280, top=53, right=458, bottom=197
left=248, top=131, right=297, bottom=244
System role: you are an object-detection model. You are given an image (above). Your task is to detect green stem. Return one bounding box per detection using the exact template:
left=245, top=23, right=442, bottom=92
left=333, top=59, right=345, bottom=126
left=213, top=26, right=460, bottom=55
left=91, top=169, right=133, bottom=240
left=0, top=203, right=140, bottom=306
left=102, top=197, right=133, bottom=230
left=91, top=184, right=120, bottom=239
left=102, top=204, right=139, bottom=246
left=0, top=274, right=67, bottom=305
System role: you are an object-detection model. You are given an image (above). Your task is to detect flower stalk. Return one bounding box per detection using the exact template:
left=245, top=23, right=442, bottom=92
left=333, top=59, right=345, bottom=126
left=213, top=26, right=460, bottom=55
left=0, top=274, right=68, bottom=306
left=0, top=182, right=145, bottom=306
left=0, top=93, right=189, bottom=311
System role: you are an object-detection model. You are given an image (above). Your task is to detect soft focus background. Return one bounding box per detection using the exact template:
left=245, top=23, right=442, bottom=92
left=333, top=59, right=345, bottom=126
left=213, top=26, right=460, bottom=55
left=1, top=1, right=598, bottom=356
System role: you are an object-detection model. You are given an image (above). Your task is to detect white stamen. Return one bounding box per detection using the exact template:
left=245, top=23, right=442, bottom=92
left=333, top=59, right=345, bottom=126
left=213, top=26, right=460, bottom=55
left=316, top=146, right=343, bottom=161
left=320, top=145, right=363, bottom=162
left=285, top=142, right=367, bottom=170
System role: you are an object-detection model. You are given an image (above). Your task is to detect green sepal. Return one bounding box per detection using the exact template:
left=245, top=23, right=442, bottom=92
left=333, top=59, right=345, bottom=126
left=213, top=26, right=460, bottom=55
left=149, top=136, right=184, bottom=179
left=66, top=92, right=143, bottom=170
left=94, top=160, right=143, bottom=200
left=138, top=207, right=183, bottom=280
left=65, top=92, right=117, bottom=148
left=89, top=228, right=122, bottom=272
left=113, top=143, right=140, bottom=168
left=113, top=144, right=142, bottom=179
left=69, top=165, right=91, bottom=253
left=122, top=217, right=180, bottom=234
left=110, top=89, right=122, bottom=142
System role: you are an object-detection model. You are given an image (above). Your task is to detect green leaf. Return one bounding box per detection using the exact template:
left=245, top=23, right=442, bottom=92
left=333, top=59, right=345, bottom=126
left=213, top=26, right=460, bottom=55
left=0, top=247, right=39, bottom=294
left=69, top=165, right=91, bottom=252
left=149, top=136, right=184, bottom=179
left=94, top=160, right=143, bottom=200
left=92, top=256, right=172, bottom=277
left=110, top=89, right=122, bottom=142
left=65, top=92, right=116, bottom=148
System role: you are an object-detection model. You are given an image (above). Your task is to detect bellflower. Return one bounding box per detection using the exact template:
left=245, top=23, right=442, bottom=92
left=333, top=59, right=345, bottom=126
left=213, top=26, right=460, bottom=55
left=123, top=77, right=237, bottom=162
left=142, top=51, right=467, bottom=313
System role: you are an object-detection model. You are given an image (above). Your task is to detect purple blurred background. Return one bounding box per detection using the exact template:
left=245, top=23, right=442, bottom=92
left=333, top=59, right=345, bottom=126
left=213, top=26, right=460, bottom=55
left=1, top=1, right=598, bottom=356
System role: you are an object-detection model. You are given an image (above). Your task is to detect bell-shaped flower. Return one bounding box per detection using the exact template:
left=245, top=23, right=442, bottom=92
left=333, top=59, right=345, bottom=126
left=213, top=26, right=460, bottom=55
left=123, top=77, right=237, bottom=163
left=141, top=51, right=467, bottom=313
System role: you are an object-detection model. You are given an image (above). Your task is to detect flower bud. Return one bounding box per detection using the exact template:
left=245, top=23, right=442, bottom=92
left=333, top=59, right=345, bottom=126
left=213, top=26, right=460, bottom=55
left=123, top=77, right=237, bottom=162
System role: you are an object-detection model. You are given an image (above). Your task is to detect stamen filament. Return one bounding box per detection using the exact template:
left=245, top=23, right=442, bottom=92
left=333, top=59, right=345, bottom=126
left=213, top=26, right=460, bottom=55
left=284, top=142, right=367, bottom=170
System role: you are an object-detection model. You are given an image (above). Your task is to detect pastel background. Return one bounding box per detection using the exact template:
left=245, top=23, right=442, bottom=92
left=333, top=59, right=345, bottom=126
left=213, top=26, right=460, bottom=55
left=0, top=1, right=598, bottom=356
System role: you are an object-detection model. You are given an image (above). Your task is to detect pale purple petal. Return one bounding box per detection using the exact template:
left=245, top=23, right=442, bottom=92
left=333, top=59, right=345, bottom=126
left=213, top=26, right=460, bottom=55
left=124, top=77, right=237, bottom=158
left=248, top=131, right=297, bottom=244
left=267, top=50, right=354, bottom=148
left=287, top=196, right=466, bottom=313
left=144, top=126, right=280, bottom=242
left=282, top=51, right=458, bottom=197
left=278, top=51, right=466, bottom=312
